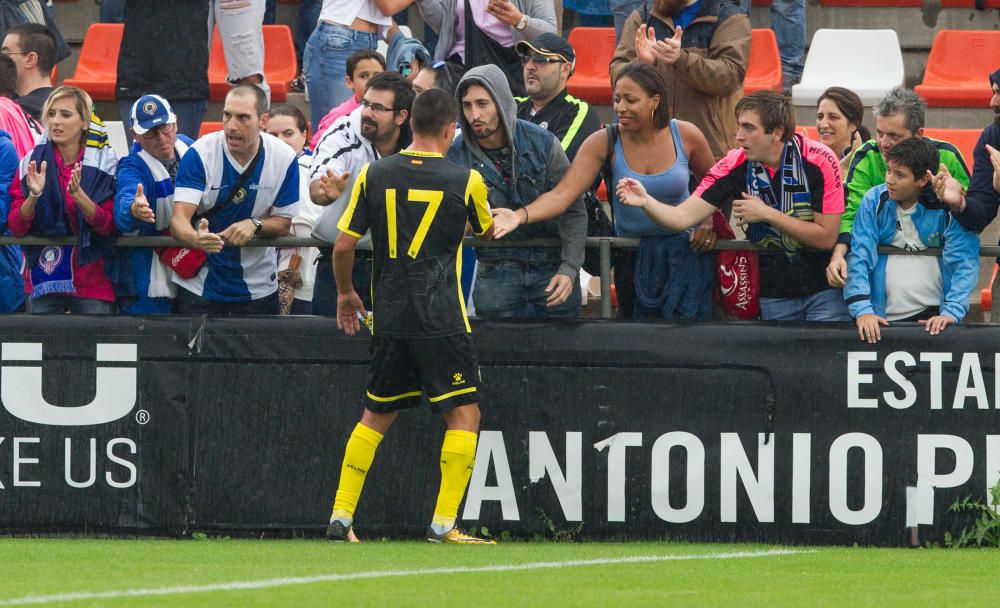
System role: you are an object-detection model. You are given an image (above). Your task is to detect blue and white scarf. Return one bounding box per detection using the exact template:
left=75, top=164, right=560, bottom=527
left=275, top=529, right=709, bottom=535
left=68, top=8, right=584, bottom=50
left=134, top=139, right=189, bottom=298
left=20, top=114, right=118, bottom=298
left=744, top=134, right=812, bottom=258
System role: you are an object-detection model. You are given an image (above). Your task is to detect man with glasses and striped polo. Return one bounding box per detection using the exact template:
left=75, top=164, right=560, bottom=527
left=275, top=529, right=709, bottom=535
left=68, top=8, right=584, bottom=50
left=514, top=34, right=601, bottom=162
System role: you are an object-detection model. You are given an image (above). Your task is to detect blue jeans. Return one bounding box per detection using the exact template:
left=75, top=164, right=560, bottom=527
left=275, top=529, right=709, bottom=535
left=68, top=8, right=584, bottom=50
left=26, top=295, right=116, bottom=315
left=473, top=260, right=581, bottom=319
left=760, top=288, right=851, bottom=321
left=303, top=21, right=377, bottom=129
left=296, top=0, right=322, bottom=68
left=310, top=249, right=373, bottom=315
left=610, top=0, right=645, bottom=42
left=118, top=98, right=207, bottom=145
left=740, top=0, right=805, bottom=87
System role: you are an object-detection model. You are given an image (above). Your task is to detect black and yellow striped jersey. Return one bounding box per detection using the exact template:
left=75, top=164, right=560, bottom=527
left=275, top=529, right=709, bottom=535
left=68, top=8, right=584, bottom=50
left=339, top=150, right=493, bottom=337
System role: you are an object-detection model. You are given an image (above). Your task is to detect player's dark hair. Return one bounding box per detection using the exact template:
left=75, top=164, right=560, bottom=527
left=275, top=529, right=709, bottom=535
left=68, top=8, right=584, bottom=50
left=7, top=23, right=57, bottom=74
left=366, top=71, right=415, bottom=115
left=883, top=136, right=938, bottom=178
left=411, top=89, right=456, bottom=137
left=346, top=49, right=386, bottom=80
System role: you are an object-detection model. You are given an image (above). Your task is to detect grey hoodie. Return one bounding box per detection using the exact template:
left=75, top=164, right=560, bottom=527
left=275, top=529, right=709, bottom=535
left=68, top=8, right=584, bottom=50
left=450, top=65, right=586, bottom=278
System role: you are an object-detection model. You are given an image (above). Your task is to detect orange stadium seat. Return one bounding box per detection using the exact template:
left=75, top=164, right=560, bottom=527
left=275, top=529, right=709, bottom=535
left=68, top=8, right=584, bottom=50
left=198, top=121, right=223, bottom=138
left=63, top=24, right=123, bottom=101
left=566, top=27, right=618, bottom=105
left=208, top=25, right=297, bottom=102
left=922, top=128, right=981, bottom=170
left=915, top=31, right=1000, bottom=107
left=744, top=29, right=782, bottom=94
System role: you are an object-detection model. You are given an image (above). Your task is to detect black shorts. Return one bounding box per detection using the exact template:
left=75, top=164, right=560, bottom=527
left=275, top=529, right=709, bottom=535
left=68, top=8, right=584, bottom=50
left=365, top=333, right=481, bottom=414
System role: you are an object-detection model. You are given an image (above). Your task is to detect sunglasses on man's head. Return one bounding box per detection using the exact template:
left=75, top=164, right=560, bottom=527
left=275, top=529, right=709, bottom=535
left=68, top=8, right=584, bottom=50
left=519, top=54, right=566, bottom=65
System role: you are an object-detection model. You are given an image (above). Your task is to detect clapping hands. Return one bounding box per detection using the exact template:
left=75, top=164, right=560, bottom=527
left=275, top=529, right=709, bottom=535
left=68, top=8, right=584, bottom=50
left=635, top=25, right=683, bottom=66
left=25, top=159, right=46, bottom=197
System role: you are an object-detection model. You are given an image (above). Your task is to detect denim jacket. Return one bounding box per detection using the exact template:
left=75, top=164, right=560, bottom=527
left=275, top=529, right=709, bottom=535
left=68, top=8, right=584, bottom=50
left=448, top=65, right=586, bottom=278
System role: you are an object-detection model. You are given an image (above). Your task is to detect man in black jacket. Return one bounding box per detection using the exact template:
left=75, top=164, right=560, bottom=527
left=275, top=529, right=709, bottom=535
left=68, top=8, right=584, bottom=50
left=115, top=0, right=210, bottom=142
left=935, top=67, right=1000, bottom=320
left=514, top=33, right=600, bottom=163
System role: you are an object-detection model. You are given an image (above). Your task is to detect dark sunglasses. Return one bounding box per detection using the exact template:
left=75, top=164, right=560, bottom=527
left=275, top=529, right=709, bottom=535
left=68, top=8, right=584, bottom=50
left=519, top=54, right=566, bottom=66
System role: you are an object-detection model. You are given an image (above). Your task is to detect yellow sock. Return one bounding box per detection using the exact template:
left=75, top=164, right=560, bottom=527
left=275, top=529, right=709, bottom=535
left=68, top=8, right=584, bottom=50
left=431, top=430, right=479, bottom=531
left=331, top=423, right=384, bottom=522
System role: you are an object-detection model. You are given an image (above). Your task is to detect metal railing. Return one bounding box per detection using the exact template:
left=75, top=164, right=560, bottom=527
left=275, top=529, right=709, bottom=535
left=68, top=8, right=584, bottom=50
left=1, top=235, right=991, bottom=319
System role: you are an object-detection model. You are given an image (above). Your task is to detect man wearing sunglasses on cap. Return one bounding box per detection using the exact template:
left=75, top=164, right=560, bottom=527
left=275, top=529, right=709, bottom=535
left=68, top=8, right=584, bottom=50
left=514, top=33, right=601, bottom=163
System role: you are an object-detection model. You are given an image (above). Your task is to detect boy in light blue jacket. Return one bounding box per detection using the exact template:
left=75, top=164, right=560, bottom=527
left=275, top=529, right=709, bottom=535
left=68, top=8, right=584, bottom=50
left=845, top=137, right=980, bottom=344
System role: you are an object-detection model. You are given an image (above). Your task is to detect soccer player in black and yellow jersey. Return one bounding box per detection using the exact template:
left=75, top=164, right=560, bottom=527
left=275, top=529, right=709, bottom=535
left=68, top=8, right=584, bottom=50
left=326, top=89, right=496, bottom=545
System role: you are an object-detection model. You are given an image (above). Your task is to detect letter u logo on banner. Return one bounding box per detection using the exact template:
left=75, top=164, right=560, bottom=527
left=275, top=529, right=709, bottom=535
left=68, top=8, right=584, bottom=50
left=1, top=343, right=137, bottom=426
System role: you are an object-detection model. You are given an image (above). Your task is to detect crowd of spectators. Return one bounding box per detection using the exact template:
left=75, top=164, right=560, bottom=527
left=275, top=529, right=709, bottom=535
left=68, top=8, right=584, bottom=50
left=0, top=1, right=998, bottom=337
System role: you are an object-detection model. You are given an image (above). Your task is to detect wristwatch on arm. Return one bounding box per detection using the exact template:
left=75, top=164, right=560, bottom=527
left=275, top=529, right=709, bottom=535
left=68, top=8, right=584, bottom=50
left=251, top=218, right=263, bottom=235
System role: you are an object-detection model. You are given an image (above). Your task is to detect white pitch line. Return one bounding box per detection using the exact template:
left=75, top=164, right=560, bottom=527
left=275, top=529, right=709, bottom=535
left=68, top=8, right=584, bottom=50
left=0, top=548, right=811, bottom=606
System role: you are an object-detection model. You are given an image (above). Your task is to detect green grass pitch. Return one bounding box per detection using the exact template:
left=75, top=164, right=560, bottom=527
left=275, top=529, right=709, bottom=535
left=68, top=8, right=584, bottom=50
left=1, top=538, right=998, bottom=607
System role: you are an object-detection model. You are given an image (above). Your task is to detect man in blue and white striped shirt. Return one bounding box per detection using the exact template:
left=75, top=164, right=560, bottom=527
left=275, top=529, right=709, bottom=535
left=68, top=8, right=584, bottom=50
left=170, top=85, right=300, bottom=315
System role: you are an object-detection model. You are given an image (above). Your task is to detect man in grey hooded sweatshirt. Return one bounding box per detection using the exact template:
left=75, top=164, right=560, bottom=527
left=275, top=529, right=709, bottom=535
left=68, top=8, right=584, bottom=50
left=449, top=64, right=586, bottom=318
